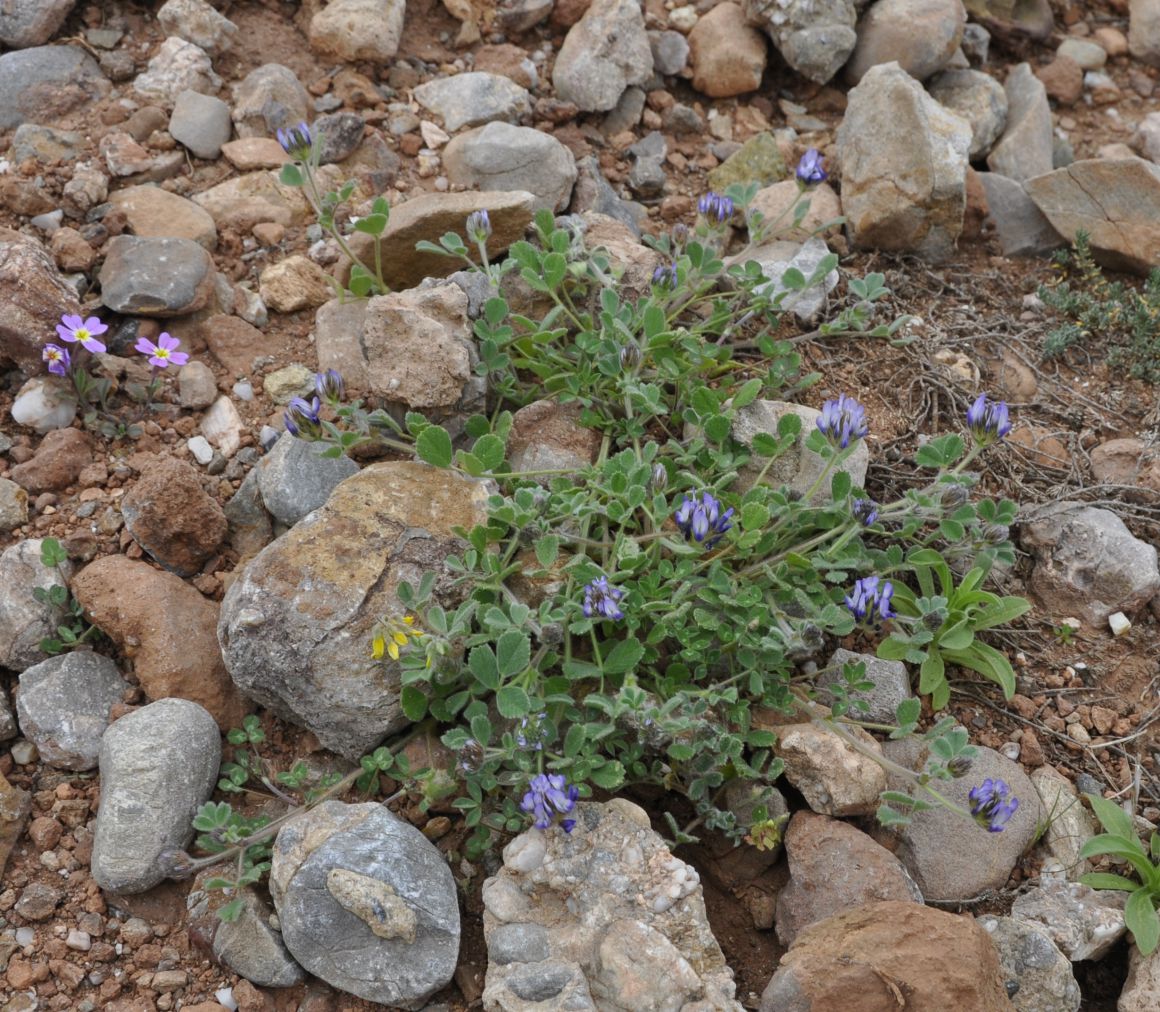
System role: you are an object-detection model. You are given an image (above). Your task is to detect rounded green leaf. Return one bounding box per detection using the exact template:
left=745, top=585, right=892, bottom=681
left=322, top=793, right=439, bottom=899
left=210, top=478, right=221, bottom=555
left=416, top=426, right=453, bottom=468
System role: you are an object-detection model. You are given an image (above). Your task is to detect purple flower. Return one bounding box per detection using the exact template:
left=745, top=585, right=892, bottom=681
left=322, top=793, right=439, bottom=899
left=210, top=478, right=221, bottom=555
left=276, top=121, right=313, bottom=160
left=516, top=713, right=549, bottom=751
left=42, top=343, right=71, bottom=377
left=852, top=498, right=879, bottom=526
left=56, top=314, right=108, bottom=354
left=817, top=394, right=869, bottom=449
left=796, top=148, right=828, bottom=185
left=466, top=209, right=491, bottom=244
left=134, top=332, right=189, bottom=369
left=583, top=576, right=624, bottom=621
left=674, top=491, right=734, bottom=548
left=315, top=368, right=345, bottom=405
left=697, top=191, right=734, bottom=223
left=966, top=393, right=1012, bottom=446
left=284, top=396, right=322, bottom=438
left=520, top=773, right=579, bottom=832
left=845, top=575, right=894, bottom=625
left=969, top=778, right=1019, bottom=832
left=652, top=262, right=678, bottom=288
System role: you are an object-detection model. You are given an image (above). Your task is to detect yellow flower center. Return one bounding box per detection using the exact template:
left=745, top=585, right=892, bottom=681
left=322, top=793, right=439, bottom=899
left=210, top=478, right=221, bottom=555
left=155, top=347, right=170, bottom=359
left=75, top=328, right=89, bottom=341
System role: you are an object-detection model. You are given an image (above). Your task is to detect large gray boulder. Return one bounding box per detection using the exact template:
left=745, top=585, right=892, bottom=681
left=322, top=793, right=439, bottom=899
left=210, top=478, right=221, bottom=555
left=744, top=0, right=857, bottom=84
left=444, top=122, right=577, bottom=213
left=551, top=0, right=653, bottom=112
left=270, top=801, right=459, bottom=1008
left=90, top=698, right=221, bottom=894
left=219, top=462, right=491, bottom=759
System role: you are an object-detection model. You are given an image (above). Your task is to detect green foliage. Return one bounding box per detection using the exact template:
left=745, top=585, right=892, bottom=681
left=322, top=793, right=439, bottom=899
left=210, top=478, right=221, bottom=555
left=1081, top=793, right=1160, bottom=955
left=1039, top=231, right=1160, bottom=382
left=32, top=538, right=95, bottom=655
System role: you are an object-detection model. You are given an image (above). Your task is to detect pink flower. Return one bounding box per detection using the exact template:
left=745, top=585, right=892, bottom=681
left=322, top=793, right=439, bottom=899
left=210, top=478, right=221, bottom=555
left=56, top=314, right=108, bottom=354
left=134, top=332, right=189, bottom=369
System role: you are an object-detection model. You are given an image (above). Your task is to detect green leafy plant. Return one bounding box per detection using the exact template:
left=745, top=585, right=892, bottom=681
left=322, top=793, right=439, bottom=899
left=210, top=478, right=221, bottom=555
left=1080, top=792, right=1160, bottom=954
left=32, top=537, right=96, bottom=655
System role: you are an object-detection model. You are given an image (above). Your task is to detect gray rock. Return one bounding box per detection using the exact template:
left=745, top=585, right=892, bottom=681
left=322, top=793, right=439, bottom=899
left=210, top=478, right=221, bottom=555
left=837, top=61, right=971, bottom=261
left=571, top=155, right=644, bottom=235
left=309, top=0, right=405, bottom=63
left=627, top=130, right=666, bottom=198
left=877, top=740, right=1042, bottom=902
left=0, top=539, right=73, bottom=672
left=1010, top=881, right=1127, bottom=961
left=0, top=478, right=28, bottom=533
left=157, top=0, right=238, bottom=56
left=231, top=64, right=311, bottom=139
left=928, top=68, right=1008, bottom=160
left=9, top=124, right=83, bottom=164
left=730, top=399, right=869, bottom=504
left=0, top=691, right=16, bottom=741
left=169, top=89, right=232, bottom=159
left=552, top=0, right=654, bottom=112
left=743, top=0, right=858, bottom=84
left=983, top=919, right=1081, bottom=1012
left=986, top=62, right=1053, bottom=183
left=219, top=462, right=491, bottom=758
left=1121, top=944, right=1160, bottom=1012
left=91, top=698, right=221, bottom=894
left=0, top=45, right=107, bottom=131
left=414, top=72, right=532, bottom=132
left=444, top=122, right=577, bottom=213
left=775, top=723, right=887, bottom=817
left=602, top=86, right=645, bottom=137
left=313, top=111, right=365, bottom=163
left=223, top=468, right=274, bottom=559
left=733, top=236, right=839, bottom=323
left=496, top=0, right=553, bottom=33
left=133, top=36, right=221, bottom=106
left=178, top=360, right=218, bottom=409
left=816, top=647, right=912, bottom=723
left=1057, top=37, right=1106, bottom=71
left=99, top=235, right=215, bottom=316
left=1020, top=502, right=1160, bottom=625
left=269, top=801, right=460, bottom=1007
left=0, top=0, right=75, bottom=48
left=845, top=0, right=965, bottom=84
left=188, top=882, right=305, bottom=987
left=977, top=172, right=1063, bottom=257
left=15, top=652, right=128, bottom=770
left=255, top=434, right=359, bottom=527
left=1029, top=768, right=1095, bottom=880
left=962, top=22, right=991, bottom=63
left=483, top=799, right=742, bottom=1011
left=648, top=29, right=689, bottom=76
left=506, top=400, right=602, bottom=478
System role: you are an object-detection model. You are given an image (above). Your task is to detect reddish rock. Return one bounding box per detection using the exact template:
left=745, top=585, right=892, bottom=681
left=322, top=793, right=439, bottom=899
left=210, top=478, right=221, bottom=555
left=760, top=901, right=1013, bottom=1011
left=1036, top=55, right=1083, bottom=105
left=506, top=399, right=602, bottom=476
left=10, top=428, right=93, bottom=493
left=474, top=43, right=538, bottom=89
left=71, top=555, right=251, bottom=730
left=197, top=314, right=264, bottom=376
left=775, top=811, right=923, bottom=946
left=0, top=228, right=81, bottom=374
left=1020, top=728, right=1046, bottom=767
left=120, top=455, right=228, bottom=577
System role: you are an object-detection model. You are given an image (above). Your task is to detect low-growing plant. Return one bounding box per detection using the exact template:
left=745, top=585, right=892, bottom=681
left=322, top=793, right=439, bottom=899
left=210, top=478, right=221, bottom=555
left=32, top=537, right=95, bottom=655
left=1080, top=792, right=1160, bottom=954
left=1039, top=230, right=1160, bottom=383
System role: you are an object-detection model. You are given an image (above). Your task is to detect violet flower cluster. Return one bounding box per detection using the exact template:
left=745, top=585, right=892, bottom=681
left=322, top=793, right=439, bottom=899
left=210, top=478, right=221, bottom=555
left=583, top=576, right=625, bottom=621
left=817, top=394, right=869, bottom=449
left=276, top=121, right=313, bottom=161
left=520, top=773, right=578, bottom=832
left=697, top=191, right=734, bottom=223
left=966, top=393, right=1012, bottom=446
left=795, top=148, right=828, bottom=186
left=674, top=491, right=734, bottom=548
left=845, top=575, right=895, bottom=625
left=969, top=778, right=1019, bottom=832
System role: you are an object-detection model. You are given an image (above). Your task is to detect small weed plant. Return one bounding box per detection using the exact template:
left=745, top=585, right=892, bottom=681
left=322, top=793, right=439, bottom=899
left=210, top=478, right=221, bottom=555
left=31, top=537, right=95, bottom=655
left=180, top=139, right=1032, bottom=917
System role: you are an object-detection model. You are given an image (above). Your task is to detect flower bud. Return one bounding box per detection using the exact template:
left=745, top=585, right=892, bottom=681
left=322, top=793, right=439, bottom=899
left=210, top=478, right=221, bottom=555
left=948, top=755, right=973, bottom=778
left=940, top=484, right=968, bottom=508
left=315, top=368, right=345, bottom=405
left=985, top=523, right=1010, bottom=545
left=619, top=343, right=642, bottom=370
left=650, top=462, right=668, bottom=490
left=156, top=848, right=196, bottom=879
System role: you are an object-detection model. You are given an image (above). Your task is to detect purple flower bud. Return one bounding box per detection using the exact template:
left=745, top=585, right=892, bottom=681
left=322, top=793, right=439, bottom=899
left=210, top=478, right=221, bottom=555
left=845, top=575, right=895, bottom=625
left=966, top=393, right=1012, bottom=446
left=969, top=778, right=1019, bottom=832
left=697, top=191, right=734, bottom=223
left=276, top=121, right=313, bottom=160
left=466, top=209, right=491, bottom=244
left=315, top=368, right=345, bottom=405
left=817, top=394, right=869, bottom=449
left=795, top=148, right=828, bottom=185
left=652, top=262, right=678, bottom=288
left=520, top=772, right=579, bottom=831
left=284, top=396, right=322, bottom=439
left=583, top=576, right=625, bottom=621
left=852, top=498, right=879, bottom=526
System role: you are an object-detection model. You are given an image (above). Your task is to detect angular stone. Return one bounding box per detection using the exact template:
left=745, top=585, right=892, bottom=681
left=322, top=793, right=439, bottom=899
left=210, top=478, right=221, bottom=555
left=315, top=298, right=372, bottom=392
left=444, top=122, right=577, bottom=213
left=256, top=434, right=359, bottom=526
left=0, top=45, right=107, bottom=131
left=977, top=171, right=1062, bottom=258
left=309, top=0, right=405, bottom=63
left=707, top=131, right=787, bottom=192
left=845, top=0, right=965, bottom=84
left=341, top=189, right=536, bottom=292
left=506, top=400, right=601, bottom=477
left=219, top=463, right=491, bottom=758
left=133, top=36, right=221, bottom=106
left=761, top=901, right=1014, bottom=1012
left=929, top=68, right=1008, bottom=160
left=178, top=360, right=218, bottom=409
left=0, top=539, right=73, bottom=672
left=10, top=427, right=92, bottom=494
left=258, top=256, right=332, bottom=314
left=9, top=124, right=83, bottom=164
left=414, top=72, right=532, bottom=132
left=223, top=468, right=274, bottom=561
left=15, top=653, right=129, bottom=771
left=688, top=2, right=767, bottom=98
left=168, top=89, right=232, bottom=159
left=743, top=0, right=857, bottom=85
left=231, top=64, right=310, bottom=138
left=157, top=0, right=238, bottom=56
left=749, top=180, right=842, bottom=242
left=0, top=228, right=81, bottom=375
left=1121, top=943, right=1160, bottom=1012
left=121, top=455, right=228, bottom=576
left=815, top=647, right=913, bottom=724
left=200, top=394, right=245, bottom=457
left=192, top=168, right=339, bottom=230
left=978, top=915, right=1080, bottom=1012
left=774, top=723, right=887, bottom=817
left=1130, top=0, right=1160, bottom=67
left=72, top=555, right=251, bottom=729
left=199, top=315, right=264, bottom=376
left=10, top=376, right=78, bottom=434
left=108, top=185, right=218, bottom=250
left=1021, top=501, right=1160, bottom=624
left=221, top=137, right=290, bottom=171
left=731, top=236, right=839, bottom=323
left=987, top=63, right=1053, bottom=183
left=1030, top=767, right=1095, bottom=880
left=99, top=235, right=215, bottom=316
left=0, top=0, right=75, bottom=49
left=877, top=740, right=1042, bottom=901
left=91, top=698, right=221, bottom=894
left=0, top=478, right=28, bottom=533
left=1025, top=158, right=1160, bottom=276
left=1010, top=881, right=1127, bottom=961
left=837, top=61, right=971, bottom=261
left=552, top=0, right=653, bottom=112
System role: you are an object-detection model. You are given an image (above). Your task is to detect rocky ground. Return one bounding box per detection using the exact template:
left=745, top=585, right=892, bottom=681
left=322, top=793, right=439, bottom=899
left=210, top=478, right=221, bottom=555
left=1, top=0, right=1160, bottom=1010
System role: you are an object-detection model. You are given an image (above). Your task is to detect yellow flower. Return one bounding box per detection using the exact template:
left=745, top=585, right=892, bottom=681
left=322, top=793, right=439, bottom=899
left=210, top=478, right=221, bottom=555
left=372, top=615, right=423, bottom=661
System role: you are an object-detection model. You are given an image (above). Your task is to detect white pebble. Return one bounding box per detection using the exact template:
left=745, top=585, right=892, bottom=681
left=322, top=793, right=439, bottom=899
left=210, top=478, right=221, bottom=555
left=503, top=831, right=546, bottom=873
left=15, top=927, right=35, bottom=946
left=216, top=987, right=238, bottom=1011
left=1109, top=612, right=1131, bottom=637
left=232, top=380, right=254, bottom=401
left=66, top=929, right=92, bottom=951
left=9, top=740, right=37, bottom=765
left=187, top=435, right=214, bottom=465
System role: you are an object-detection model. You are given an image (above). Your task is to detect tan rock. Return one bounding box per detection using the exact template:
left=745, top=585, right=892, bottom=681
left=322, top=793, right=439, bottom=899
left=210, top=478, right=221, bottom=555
left=774, top=723, right=887, bottom=817
left=845, top=0, right=966, bottom=84
left=192, top=166, right=344, bottom=230
left=220, top=137, right=290, bottom=170
left=109, top=184, right=218, bottom=250
left=72, top=555, right=251, bottom=730
left=1036, top=55, right=1083, bottom=105
left=309, top=0, right=405, bottom=63
left=688, top=2, right=767, bottom=98
left=1008, top=424, right=1068, bottom=469
left=506, top=400, right=602, bottom=478
left=258, top=255, right=333, bottom=313
left=0, top=228, right=81, bottom=375
left=1130, top=0, right=1160, bottom=66
left=748, top=180, right=841, bottom=241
